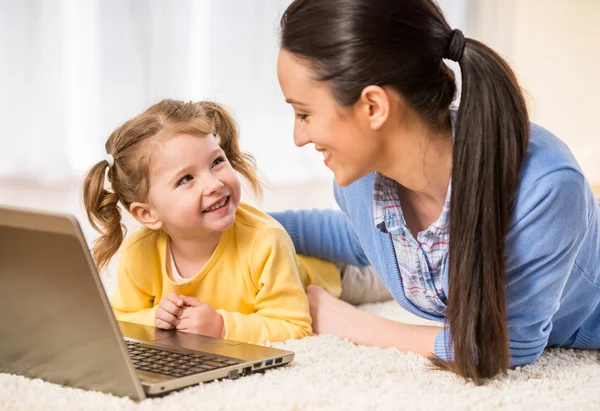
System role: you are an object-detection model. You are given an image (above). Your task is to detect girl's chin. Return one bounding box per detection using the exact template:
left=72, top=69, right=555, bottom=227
left=203, top=212, right=236, bottom=231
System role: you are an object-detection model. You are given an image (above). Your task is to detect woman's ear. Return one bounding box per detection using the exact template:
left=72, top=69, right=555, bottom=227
left=357, top=85, right=390, bottom=130
left=130, top=202, right=163, bottom=231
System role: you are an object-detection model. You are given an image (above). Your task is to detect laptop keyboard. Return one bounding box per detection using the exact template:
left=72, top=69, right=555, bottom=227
left=126, top=340, right=241, bottom=378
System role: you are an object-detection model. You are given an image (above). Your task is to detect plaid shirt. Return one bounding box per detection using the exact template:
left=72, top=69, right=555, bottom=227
left=373, top=173, right=450, bottom=315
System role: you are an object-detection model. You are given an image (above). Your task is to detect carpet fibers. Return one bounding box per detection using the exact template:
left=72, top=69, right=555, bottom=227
left=1, top=300, right=599, bottom=411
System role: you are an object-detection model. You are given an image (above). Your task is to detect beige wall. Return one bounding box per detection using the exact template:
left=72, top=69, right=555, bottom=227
left=468, top=0, right=600, bottom=184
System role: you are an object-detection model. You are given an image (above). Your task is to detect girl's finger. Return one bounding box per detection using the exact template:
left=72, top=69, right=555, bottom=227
left=155, top=318, right=175, bottom=330
left=156, top=308, right=179, bottom=326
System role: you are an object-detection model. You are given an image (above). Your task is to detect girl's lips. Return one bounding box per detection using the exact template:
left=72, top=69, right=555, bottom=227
left=202, top=195, right=230, bottom=213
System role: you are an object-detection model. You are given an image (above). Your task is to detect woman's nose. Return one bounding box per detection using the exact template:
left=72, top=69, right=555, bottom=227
left=293, top=128, right=311, bottom=147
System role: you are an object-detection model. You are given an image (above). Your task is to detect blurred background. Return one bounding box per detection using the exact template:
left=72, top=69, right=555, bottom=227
left=1, top=0, right=598, bottom=254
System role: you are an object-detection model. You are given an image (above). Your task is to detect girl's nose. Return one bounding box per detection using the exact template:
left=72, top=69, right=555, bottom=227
left=203, top=175, right=225, bottom=195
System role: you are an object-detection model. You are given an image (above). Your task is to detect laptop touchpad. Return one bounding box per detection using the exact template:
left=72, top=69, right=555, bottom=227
left=159, top=332, right=240, bottom=350
left=118, top=321, right=176, bottom=342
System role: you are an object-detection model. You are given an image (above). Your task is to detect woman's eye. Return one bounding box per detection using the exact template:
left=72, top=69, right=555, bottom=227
left=176, top=174, right=193, bottom=186
left=295, top=113, right=308, bottom=122
left=212, top=156, right=226, bottom=167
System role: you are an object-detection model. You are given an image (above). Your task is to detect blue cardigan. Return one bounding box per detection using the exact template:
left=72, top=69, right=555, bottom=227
left=271, top=123, right=600, bottom=366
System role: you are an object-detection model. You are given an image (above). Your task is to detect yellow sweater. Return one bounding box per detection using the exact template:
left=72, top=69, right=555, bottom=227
left=110, top=203, right=341, bottom=344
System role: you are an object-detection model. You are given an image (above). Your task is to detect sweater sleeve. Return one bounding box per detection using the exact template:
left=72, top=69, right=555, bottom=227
left=269, top=208, right=370, bottom=267
left=109, top=249, right=158, bottom=327
left=434, top=169, right=590, bottom=367
left=216, top=227, right=312, bottom=344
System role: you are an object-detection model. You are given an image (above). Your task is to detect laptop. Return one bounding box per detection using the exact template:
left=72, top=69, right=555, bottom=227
left=0, top=205, right=294, bottom=400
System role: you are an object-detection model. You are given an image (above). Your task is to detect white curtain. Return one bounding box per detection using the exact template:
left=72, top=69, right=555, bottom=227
left=0, top=0, right=467, bottom=184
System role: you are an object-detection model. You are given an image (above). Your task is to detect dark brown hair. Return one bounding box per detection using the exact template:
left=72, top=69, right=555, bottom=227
left=82, top=99, right=260, bottom=269
left=281, top=0, right=529, bottom=383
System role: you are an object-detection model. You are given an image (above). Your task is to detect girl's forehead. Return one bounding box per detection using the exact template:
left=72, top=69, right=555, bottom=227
left=147, top=134, right=216, bottom=173
left=153, top=132, right=217, bottom=150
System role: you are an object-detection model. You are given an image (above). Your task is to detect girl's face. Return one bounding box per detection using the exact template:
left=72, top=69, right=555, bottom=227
left=141, top=133, right=241, bottom=238
left=277, top=49, right=384, bottom=186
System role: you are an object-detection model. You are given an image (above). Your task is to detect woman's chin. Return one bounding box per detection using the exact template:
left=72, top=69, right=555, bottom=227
left=332, top=169, right=362, bottom=187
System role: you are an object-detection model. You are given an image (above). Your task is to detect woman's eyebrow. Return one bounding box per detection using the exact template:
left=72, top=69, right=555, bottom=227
left=285, top=98, right=309, bottom=107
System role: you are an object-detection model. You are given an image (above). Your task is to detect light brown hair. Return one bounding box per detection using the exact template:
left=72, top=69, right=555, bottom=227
left=82, top=99, right=261, bottom=269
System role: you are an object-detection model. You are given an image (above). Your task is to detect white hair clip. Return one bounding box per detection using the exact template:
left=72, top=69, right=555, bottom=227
left=105, top=153, right=115, bottom=167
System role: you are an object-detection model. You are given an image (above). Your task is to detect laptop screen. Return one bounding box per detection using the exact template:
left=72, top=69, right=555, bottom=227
left=0, top=220, right=143, bottom=399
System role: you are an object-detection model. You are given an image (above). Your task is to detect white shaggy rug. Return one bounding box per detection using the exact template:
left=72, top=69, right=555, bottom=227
left=1, top=300, right=600, bottom=411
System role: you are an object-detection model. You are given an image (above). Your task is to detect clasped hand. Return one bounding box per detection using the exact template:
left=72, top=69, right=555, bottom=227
left=155, top=292, right=224, bottom=338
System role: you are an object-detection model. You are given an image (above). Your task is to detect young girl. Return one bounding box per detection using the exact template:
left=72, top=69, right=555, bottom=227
left=271, top=0, right=600, bottom=384
left=82, top=99, right=389, bottom=345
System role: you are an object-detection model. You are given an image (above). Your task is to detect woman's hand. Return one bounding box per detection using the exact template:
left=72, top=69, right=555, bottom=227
left=307, top=284, right=360, bottom=337
left=176, top=295, right=225, bottom=338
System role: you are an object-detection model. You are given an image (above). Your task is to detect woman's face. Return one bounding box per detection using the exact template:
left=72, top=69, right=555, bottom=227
left=277, top=49, right=385, bottom=186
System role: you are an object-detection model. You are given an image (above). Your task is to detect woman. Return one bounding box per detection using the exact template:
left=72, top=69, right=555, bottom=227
left=270, top=0, right=600, bottom=384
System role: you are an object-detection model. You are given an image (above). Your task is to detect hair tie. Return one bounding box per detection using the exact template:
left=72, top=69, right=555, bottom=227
left=444, top=29, right=466, bottom=62
left=105, top=154, right=115, bottom=168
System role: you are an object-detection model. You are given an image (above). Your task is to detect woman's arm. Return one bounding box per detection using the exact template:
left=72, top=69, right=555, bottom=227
left=498, top=169, right=591, bottom=366
left=307, top=285, right=441, bottom=357
left=270, top=208, right=370, bottom=267
left=354, top=315, right=441, bottom=357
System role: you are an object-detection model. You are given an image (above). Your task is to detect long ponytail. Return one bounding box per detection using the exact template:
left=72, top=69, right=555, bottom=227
left=431, top=37, right=529, bottom=383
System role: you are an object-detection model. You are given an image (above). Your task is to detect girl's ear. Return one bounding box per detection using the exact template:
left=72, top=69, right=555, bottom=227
left=130, top=202, right=163, bottom=230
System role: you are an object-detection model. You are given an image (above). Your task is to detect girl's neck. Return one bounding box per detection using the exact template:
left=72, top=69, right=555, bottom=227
left=168, top=231, right=223, bottom=276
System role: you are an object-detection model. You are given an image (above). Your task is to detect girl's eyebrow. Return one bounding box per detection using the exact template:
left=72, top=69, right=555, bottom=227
left=167, top=147, right=224, bottom=185
left=168, top=165, right=193, bottom=185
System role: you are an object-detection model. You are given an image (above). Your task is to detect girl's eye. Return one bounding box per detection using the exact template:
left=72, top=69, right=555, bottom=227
left=212, top=156, right=226, bottom=167
left=176, top=174, right=193, bottom=187
left=295, top=113, right=308, bottom=122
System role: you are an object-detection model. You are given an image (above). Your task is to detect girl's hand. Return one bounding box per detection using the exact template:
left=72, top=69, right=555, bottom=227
left=176, top=296, right=225, bottom=338
left=155, top=292, right=184, bottom=330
